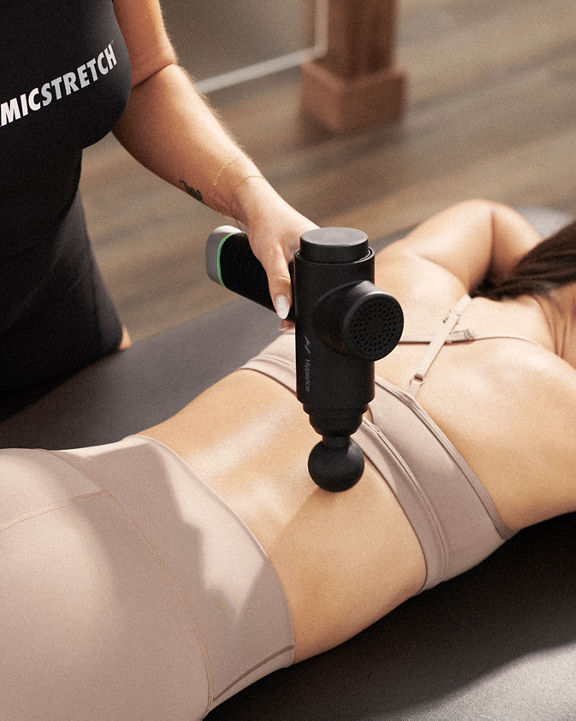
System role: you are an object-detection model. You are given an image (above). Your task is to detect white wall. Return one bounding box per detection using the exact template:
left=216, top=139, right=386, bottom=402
left=161, top=0, right=314, bottom=83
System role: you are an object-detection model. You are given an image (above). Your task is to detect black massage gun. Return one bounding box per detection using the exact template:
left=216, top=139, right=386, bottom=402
left=206, top=225, right=404, bottom=492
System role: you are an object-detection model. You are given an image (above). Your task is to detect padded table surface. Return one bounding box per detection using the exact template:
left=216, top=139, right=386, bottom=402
left=1, top=207, right=575, bottom=720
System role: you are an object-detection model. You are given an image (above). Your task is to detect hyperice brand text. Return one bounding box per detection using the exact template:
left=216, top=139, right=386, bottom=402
left=304, top=335, right=312, bottom=392
left=1, top=43, right=118, bottom=128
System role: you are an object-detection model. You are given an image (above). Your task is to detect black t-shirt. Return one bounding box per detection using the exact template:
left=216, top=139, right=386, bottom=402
left=0, top=0, right=132, bottom=398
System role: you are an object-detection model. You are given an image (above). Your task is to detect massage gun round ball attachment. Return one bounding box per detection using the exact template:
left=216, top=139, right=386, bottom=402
left=308, top=436, right=365, bottom=492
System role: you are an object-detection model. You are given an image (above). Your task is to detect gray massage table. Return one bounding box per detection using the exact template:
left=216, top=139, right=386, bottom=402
left=1, top=207, right=575, bottom=720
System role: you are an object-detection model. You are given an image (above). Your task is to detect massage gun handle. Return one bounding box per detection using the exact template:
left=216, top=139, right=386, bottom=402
left=205, top=226, right=295, bottom=321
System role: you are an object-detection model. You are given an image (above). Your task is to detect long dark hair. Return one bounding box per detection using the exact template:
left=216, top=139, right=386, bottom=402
left=481, top=220, right=576, bottom=299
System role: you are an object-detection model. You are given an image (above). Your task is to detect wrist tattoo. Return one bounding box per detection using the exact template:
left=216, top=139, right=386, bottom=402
left=179, top=180, right=204, bottom=203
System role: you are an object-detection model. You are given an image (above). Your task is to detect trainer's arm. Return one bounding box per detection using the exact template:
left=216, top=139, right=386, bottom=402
left=112, top=0, right=315, bottom=314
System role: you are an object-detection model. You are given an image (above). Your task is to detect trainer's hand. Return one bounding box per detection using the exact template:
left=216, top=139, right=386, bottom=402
left=232, top=177, right=317, bottom=319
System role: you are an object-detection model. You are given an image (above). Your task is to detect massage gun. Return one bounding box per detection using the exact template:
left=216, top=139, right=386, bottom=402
left=206, top=225, right=404, bottom=492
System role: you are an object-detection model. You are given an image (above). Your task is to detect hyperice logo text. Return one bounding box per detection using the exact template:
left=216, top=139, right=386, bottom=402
left=304, top=335, right=312, bottom=392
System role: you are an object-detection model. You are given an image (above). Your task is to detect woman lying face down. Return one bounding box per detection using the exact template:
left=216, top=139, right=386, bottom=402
left=1, top=199, right=575, bottom=720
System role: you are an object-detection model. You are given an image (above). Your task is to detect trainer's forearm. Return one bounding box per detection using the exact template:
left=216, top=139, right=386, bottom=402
left=113, top=63, right=274, bottom=221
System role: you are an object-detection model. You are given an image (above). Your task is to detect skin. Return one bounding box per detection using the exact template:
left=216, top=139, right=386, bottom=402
left=112, top=0, right=315, bottom=321
left=144, top=199, right=576, bottom=663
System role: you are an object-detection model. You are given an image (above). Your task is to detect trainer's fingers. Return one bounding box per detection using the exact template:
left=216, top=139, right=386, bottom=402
left=269, top=263, right=293, bottom=320
left=274, top=292, right=292, bottom=320
left=261, top=249, right=294, bottom=319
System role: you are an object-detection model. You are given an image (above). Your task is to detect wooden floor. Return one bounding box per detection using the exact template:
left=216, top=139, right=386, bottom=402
left=81, top=0, right=576, bottom=342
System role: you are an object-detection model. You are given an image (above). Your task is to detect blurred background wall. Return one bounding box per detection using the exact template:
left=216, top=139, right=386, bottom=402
left=162, top=0, right=314, bottom=84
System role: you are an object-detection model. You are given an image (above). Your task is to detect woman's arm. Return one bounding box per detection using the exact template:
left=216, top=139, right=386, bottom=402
left=376, top=199, right=543, bottom=295
left=112, top=0, right=315, bottom=316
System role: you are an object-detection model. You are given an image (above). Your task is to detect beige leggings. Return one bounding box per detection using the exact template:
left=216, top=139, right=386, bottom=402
left=0, top=435, right=293, bottom=720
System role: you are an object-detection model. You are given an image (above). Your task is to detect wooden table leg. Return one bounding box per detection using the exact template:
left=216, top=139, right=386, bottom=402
left=301, top=0, right=406, bottom=133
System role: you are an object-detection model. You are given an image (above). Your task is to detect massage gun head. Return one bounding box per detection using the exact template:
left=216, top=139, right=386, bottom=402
left=308, top=436, right=365, bottom=492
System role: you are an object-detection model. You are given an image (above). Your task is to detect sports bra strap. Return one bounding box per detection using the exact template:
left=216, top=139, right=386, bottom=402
left=399, top=294, right=542, bottom=397
left=403, top=294, right=473, bottom=397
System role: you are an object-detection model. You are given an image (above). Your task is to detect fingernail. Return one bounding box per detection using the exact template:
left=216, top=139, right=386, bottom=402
left=274, top=294, right=291, bottom=320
